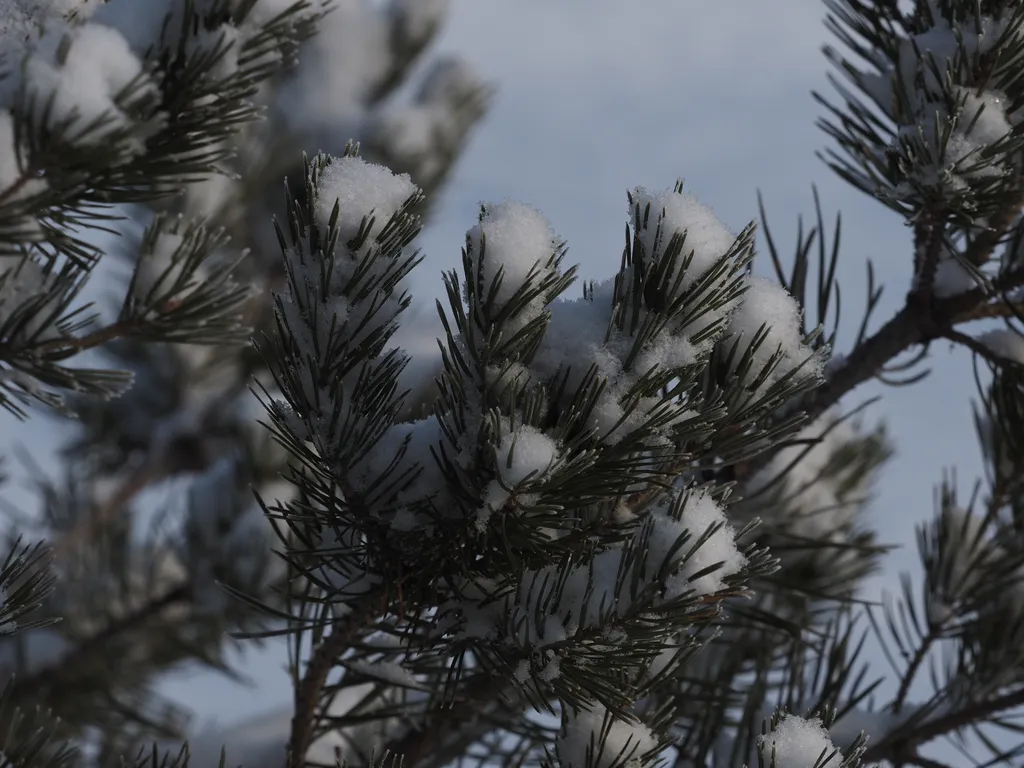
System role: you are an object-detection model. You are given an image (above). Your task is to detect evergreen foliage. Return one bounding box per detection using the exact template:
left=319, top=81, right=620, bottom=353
left=2, top=1, right=1024, bottom=768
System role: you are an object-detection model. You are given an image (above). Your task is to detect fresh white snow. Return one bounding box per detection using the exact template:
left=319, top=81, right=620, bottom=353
left=756, top=713, right=844, bottom=768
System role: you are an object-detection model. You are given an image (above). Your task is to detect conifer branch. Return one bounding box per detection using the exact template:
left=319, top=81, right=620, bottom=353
left=864, top=687, right=1024, bottom=764
left=7, top=582, right=191, bottom=700
left=386, top=676, right=521, bottom=768
left=288, top=591, right=387, bottom=768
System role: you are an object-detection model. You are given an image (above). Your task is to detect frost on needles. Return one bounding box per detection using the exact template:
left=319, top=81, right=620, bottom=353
left=259, top=148, right=833, bottom=767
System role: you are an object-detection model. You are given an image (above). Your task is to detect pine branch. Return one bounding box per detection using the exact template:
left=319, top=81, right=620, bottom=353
left=892, top=624, right=942, bottom=715
left=48, top=460, right=167, bottom=564
left=288, top=591, right=387, bottom=768
left=384, top=675, right=522, bottom=768
left=864, top=687, right=1024, bottom=764
left=903, top=754, right=954, bottom=768
left=7, top=582, right=191, bottom=700
left=798, top=260, right=1024, bottom=429
left=30, top=320, right=136, bottom=361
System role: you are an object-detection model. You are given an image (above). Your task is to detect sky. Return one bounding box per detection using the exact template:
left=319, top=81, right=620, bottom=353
left=0, top=0, right=998, bottom=764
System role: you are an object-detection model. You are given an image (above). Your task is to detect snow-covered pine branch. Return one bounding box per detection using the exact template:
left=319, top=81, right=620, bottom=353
left=252, top=148, right=835, bottom=767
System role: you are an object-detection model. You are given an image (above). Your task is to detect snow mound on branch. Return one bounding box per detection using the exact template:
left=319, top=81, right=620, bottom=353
left=479, top=422, right=560, bottom=528
left=366, top=55, right=487, bottom=185
left=978, top=328, right=1024, bottom=364
left=90, top=0, right=182, bottom=52
left=556, top=702, right=657, bottom=768
left=467, top=200, right=559, bottom=307
left=757, top=714, right=844, bottom=768
left=275, top=0, right=391, bottom=138
left=630, top=185, right=736, bottom=292
left=723, top=276, right=822, bottom=391
left=454, top=490, right=745, bottom=648
left=862, top=7, right=1023, bottom=196
left=932, top=252, right=977, bottom=297
left=18, top=21, right=155, bottom=146
left=646, top=491, right=747, bottom=598
left=492, top=424, right=559, bottom=489
left=533, top=277, right=703, bottom=445
left=314, top=155, right=417, bottom=243
left=743, top=411, right=867, bottom=540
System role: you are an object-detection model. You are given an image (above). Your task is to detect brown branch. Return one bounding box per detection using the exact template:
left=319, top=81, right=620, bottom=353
left=31, top=320, right=136, bottom=360
left=893, top=626, right=942, bottom=716
left=384, top=674, right=522, bottom=768
left=862, top=687, right=1024, bottom=764
left=953, top=299, right=1024, bottom=322
left=798, top=263, right=1024, bottom=429
left=287, top=591, right=386, bottom=768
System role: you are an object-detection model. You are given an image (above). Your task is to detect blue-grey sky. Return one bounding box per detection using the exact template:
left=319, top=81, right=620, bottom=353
left=2, top=1, right=993, bottom=763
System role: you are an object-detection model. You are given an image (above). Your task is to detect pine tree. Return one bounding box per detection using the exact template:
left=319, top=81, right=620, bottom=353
left=0, top=0, right=487, bottom=765
left=3, top=1, right=1024, bottom=768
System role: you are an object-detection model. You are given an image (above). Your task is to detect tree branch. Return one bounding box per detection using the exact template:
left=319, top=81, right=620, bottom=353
left=288, top=591, right=386, bottom=768
left=49, top=459, right=169, bottom=564
left=8, top=581, right=191, bottom=699
left=30, top=320, right=136, bottom=360
left=796, top=262, right=1024, bottom=428
left=864, top=686, right=1024, bottom=764
left=384, top=674, right=522, bottom=768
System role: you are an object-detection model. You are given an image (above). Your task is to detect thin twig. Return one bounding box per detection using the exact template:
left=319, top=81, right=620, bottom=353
left=31, top=320, right=136, bottom=360
left=892, top=625, right=941, bottom=715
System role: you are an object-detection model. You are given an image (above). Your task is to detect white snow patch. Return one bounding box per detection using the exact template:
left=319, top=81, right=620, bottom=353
left=556, top=703, right=657, bottom=768
left=346, top=658, right=422, bottom=689
left=20, top=21, right=155, bottom=147
left=646, top=491, right=747, bottom=598
left=723, top=277, right=822, bottom=392
left=630, top=186, right=735, bottom=290
left=978, top=328, right=1024, bottom=364
left=757, top=714, right=844, bottom=768
left=467, top=200, right=558, bottom=307
left=314, top=154, right=417, bottom=243
left=743, top=411, right=867, bottom=540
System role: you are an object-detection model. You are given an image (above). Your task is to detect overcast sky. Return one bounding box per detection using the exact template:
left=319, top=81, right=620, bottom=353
left=3, top=1, right=994, bottom=764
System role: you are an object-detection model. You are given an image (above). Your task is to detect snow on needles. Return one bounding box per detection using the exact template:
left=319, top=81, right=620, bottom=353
left=17, top=21, right=155, bottom=147
left=757, top=714, right=844, bottom=768
left=978, top=328, right=1024, bottom=365
left=854, top=5, right=1023, bottom=198
left=556, top=703, right=657, bottom=768
left=314, top=154, right=418, bottom=243
left=645, top=490, right=747, bottom=599
left=480, top=423, right=561, bottom=528
left=468, top=200, right=559, bottom=304
left=723, top=276, right=822, bottom=391
left=631, top=185, right=736, bottom=295
left=743, top=411, right=867, bottom=541
left=453, top=490, right=745, bottom=649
